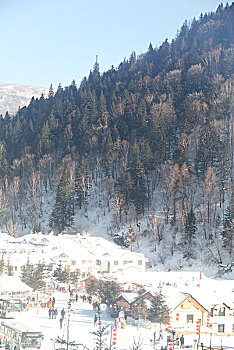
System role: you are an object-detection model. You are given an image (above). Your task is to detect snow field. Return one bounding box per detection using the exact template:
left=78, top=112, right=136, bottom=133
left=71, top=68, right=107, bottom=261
left=13, top=291, right=234, bottom=350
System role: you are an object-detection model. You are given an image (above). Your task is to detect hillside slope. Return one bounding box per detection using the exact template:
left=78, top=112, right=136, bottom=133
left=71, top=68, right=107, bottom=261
left=0, top=3, right=233, bottom=274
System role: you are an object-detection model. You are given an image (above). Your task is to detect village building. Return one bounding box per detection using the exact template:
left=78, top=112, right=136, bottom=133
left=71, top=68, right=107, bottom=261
left=167, top=293, right=209, bottom=331
left=0, top=232, right=148, bottom=278
left=210, top=302, right=234, bottom=335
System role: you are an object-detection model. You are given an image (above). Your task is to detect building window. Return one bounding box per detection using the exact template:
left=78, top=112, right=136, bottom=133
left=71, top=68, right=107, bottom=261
left=138, top=260, right=142, bottom=265
left=96, top=260, right=101, bottom=265
left=114, top=261, right=119, bottom=266
left=187, top=314, right=194, bottom=323
left=218, top=307, right=225, bottom=316
left=232, top=324, right=234, bottom=332
left=218, top=324, right=225, bottom=333
left=82, top=260, right=86, bottom=264
left=71, top=260, right=76, bottom=266
left=123, top=260, right=133, bottom=264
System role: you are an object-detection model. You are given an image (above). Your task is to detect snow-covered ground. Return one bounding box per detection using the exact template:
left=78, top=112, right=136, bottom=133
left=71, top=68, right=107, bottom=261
left=13, top=291, right=234, bottom=350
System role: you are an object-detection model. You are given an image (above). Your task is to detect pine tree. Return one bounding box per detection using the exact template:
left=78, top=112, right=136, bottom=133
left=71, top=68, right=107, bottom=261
left=91, top=305, right=110, bottom=350
left=148, top=293, right=169, bottom=325
left=21, top=256, right=34, bottom=286
left=21, top=258, right=46, bottom=291
left=48, top=84, right=54, bottom=98
left=129, top=143, right=147, bottom=216
left=53, top=261, right=70, bottom=283
left=33, top=261, right=46, bottom=291
left=7, top=257, right=13, bottom=276
left=185, top=207, right=197, bottom=243
left=50, top=161, right=75, bottom=233
left=87, top=276, right=121, bottom=306
left=75, top=157, right=91, bottom=211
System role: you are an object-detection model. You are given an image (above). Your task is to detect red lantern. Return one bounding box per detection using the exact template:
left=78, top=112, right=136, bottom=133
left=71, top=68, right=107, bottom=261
left=176, top=313, right=179, bottom=321
left=113, top=327, right=117, bottom=345
left=196, top=320, right=200, bottom=335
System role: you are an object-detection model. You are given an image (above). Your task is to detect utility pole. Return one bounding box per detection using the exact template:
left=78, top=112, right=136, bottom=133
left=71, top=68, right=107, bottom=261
left=67, top=298, right=72, bottom=350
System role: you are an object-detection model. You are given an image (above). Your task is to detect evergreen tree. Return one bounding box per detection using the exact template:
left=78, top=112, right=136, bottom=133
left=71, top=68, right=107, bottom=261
left=48, top=84, right=54, bottom=98
left=21, top=258, right=46, bottom=291
left=53, top=261, right=70, bottom=284
left=185, top=207, right=197, bottom=243
left=50, top=161, right=75, bottom=233
left=33, top=261, right=46, bottom=291
left=7, top=257, right=13, bottom=276
left=148, top=293, right=169, bottom=325
left=129, top=143, right=147, bottom=216
left=87, top=276, right=121, bottom=305
left=21, top=256, right=34, bottom=287
left=91, top=305, right=110, bottom=350
left=75, top=157, right=91, bottom=211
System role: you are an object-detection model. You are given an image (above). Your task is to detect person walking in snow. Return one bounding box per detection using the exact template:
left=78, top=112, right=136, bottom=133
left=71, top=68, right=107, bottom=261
left=54, top=308, right=58, bottom=319
left=60, top=317, right=64, bottom=329
left=48, top=308, right=52, bottom=319
left=94, top=314, right=98, bottom=326
left=180, top=335, right=184, bottom=349
left=61, top=308, right=65, bottom=318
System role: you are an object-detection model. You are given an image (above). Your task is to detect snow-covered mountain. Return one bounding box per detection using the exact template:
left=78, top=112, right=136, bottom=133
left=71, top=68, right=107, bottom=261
left=0, top=83, right=48, bottom=116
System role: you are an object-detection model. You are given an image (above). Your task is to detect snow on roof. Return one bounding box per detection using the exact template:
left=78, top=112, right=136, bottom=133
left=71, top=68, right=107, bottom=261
left=0, top=276, right=32, bottom=292
left=114, top=271, right=234, bottom=310
left=118, top=292, right=138, bottom=304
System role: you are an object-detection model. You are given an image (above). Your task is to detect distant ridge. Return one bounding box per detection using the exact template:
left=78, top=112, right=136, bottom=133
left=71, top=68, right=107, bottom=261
left=0, top=82, right=48, bottom=116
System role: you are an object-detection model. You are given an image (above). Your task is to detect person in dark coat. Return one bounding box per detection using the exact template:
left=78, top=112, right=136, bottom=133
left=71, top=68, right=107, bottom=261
left=61, top=308, right=65, bottom=318
left=60, top=317, right=64, bottom=329
left=48, top=308, right=52, bottom=319
left=75, top=294, right=78, bottom=302
left=54, top=308, right=58, bottom=319
left=180, top=335, right=184, bottom=349
left=94, top=314, right=98, bottom=326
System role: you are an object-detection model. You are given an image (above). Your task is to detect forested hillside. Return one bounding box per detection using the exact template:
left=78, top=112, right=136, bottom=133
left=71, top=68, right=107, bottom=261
left=0, top=3, right=233, bottom=271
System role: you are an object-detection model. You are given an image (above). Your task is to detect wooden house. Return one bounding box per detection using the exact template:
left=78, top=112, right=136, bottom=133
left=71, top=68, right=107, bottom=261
left=169, top=294, right=209, bottom=331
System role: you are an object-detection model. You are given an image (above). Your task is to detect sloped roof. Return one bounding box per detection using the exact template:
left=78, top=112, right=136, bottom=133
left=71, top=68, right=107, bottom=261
left=0, top=276, right=32, bottom=292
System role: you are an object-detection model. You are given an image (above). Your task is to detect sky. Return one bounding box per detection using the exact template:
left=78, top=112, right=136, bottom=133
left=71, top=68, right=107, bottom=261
left=0, top=0, right=227, bottom=89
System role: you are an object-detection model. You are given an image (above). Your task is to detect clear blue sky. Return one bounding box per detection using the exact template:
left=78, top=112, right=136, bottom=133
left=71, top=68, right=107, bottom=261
left=0, top=0, right=226, bottom=89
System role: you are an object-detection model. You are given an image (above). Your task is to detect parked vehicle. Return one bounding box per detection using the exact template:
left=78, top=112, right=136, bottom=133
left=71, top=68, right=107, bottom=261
left=0, top=320, right=43, bottom=349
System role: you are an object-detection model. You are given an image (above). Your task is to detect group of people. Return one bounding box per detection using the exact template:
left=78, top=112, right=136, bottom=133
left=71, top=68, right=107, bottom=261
left=48, top=297, right=58, bottom=320
left=165, top=334, right=184, bottom=348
